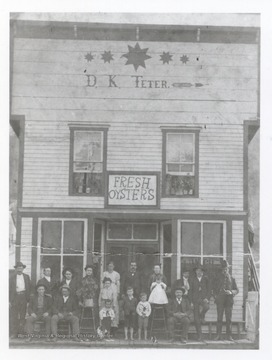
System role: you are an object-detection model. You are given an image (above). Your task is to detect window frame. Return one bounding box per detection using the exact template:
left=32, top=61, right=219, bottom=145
left=106, top=222, right=159, bottom=242
left=37, top=218, right=88, bottom=281
left=177, top=220, right=226, bottom=276
left=69, top=126, right=108, bottom=196
left=162, top=128, right=199, bottom=198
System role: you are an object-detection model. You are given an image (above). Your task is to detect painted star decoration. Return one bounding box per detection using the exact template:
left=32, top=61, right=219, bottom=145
left=101, top=51, right=114, bottom=63
left=180, top=55, right=189, bottom=64
left=160, top=52, right=173, bottom=64
left=85, top=52, right=94, bottom=62
left=122, top=42, right=151, bottom=71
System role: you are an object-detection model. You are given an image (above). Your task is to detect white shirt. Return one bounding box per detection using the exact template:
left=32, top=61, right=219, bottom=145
left=16, top=274, right=25, bottom=292
left=176, top=297, right=182, bottom=305
left=63, top=296, right=69, bottom=303
left=197, top=276, right=203, bottom=282
left=183, top=277, right=190, bottom=292
left=66, top=279, right=71, bottom=286
left=44, top=276, right=51, bottom=282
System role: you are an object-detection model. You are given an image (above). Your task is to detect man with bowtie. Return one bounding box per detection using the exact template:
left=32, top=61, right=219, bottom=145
left=9, top=261, right=31, bottom=338
left=213, top=260, right=239, bottom=341
left=190, top=264, right=211, bottom=341
left=167, top=287, right=193, bottom=343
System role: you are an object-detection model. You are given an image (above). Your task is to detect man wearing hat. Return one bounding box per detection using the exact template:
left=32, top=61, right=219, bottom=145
left=51, top=284, right=81, bottom=341
left=167, top=287, right=193, bottom=343
left=213, top=260, right=239, bottom=341
left=25, top=284, right=52, bottom=342
left=172, top=268, right=191, bottom=298
left=190, top=263, right=211, bottom=341
left=9, top=261, right=31, bottom=337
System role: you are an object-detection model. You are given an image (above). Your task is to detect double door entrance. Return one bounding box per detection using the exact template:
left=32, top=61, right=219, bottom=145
left=106, top=242, right=160, bottom=293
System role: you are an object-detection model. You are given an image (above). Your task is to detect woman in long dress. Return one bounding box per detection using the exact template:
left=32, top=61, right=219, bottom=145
left=102, top=261, right=120, bottom=328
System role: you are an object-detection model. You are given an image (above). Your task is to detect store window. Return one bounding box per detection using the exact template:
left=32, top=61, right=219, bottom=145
left=69, top=128, right=107, bottom=196
left=179, top=221, right=225, bottom=282
left=162, top=130, right=199, bottom=197
left=38, top=219, right=87, bottom=281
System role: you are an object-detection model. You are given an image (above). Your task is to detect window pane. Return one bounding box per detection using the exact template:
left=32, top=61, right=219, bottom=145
left=181, top=222, right=201, bottom=255
left=40, top=255, right=61, bottom=282
left=72, top=173, right=102, bottom=195
left=203, top=223, right=223, bottom=256
left=203, top=257, right=223, bottom=285
left=74, top=131, right=102, bottom=162
left=108, top=223, right=132, bottom=240
left=165, top=175, right=195, bottom=196
left=163, top=223, right=172, bottom=253
left=167, top=133, right=194, bottom=163
left=181, top=256, right=201, bottom=273
left=133, top=224, right=157, bottom=240
left=167, top=164, right=193, bottom=173
left=63, top=256, right=83, bottom=280
left=41, top=221, right=61, bottom=254
left=94, top=223, right=102, bottom=253
left=63, top=221, right=84, bottom=254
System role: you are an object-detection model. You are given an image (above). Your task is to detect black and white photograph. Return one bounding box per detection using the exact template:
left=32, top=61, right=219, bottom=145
left=6, top=9, right=263, bottom=352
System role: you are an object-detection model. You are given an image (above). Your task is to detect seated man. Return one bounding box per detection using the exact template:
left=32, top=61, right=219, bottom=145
left=51, top=284, right=81, bottom=342
left=25, top=284, right=52, bottom=342
left=167, top=287, right=193, bottom=343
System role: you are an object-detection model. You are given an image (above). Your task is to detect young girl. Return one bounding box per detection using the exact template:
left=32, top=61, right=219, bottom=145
left=136, top=292, right=151, bottom=340
left=148, top=275, right=168, bottom=305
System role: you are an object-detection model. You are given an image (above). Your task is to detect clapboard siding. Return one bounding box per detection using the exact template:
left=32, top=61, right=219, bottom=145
left=20, top=218, right=33, bottom=276
left=21, top=120, right=244, bottom=210
left=231, top=220, right=244, bottom=321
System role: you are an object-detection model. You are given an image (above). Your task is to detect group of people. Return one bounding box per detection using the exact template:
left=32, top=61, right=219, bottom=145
left=9, top=258, right=239, bottom=343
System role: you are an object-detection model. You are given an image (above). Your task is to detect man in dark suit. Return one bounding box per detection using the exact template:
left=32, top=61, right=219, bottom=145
left=9, top=261, right=31, bottom=337
left=213, top=260, right=239, bottom=341
left=190, top=264, right=211, bottom=341
left=167, top=287, right=193, bottom=343
left=25, top=284, right=52, bottom=342
left=121, top=261, right=142, bottom=298
left=51, top=284, right=81, bottom=341
left=36, top=267, right=59, bottom=298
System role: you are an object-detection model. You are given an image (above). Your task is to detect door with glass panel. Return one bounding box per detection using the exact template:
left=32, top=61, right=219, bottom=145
left=37, top=219, right=87, bottom=282
left=105, top=222, right=160, bottom=293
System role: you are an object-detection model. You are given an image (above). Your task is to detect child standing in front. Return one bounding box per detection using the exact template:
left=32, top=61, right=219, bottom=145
left=122, top=287, right=137, bottom=340
left=99, top=299, right=115, bottom=339
left=136, top=292, right=151, bottom=340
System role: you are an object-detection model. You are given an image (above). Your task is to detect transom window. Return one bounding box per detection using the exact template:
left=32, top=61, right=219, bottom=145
left=69, top=127, right=107, bottom=196
left=162, top=129, right=199, bottom=197
left=107, top=222, right=158, bottom=241
left=37, top=219, right=87, bottom=281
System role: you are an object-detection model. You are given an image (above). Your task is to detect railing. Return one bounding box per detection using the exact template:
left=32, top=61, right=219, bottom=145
left=248, top=244, right=259, bottom=292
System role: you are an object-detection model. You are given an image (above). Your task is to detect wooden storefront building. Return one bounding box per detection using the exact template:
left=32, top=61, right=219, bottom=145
left=10, top=18, right=260, bottom=324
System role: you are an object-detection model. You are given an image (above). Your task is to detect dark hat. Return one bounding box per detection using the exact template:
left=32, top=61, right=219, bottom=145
left=36, top=283, right=47, bottom=291
left=194, top=263, right=205, bottom=271
left=14, top=261, right=26, bottom=269
left=175, top=287, right=186, bottom=294
left=221, top=260, right=231, bottom=269
left=60, top=284, right=71, bottom=292
left=182, top=268, right=190, bottom=273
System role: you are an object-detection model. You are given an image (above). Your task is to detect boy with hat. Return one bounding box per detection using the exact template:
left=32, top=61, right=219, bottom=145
left=213, top=260, right=239, bottom=341
left=190, top=263, right=211, bottom=341
left=167, top=287, right=193, bottom=343
left=51, top=284, right=81, bottom=341
left=9, top=261, right=31, bottom=337
left=25, top=284, right=52, bottom=342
